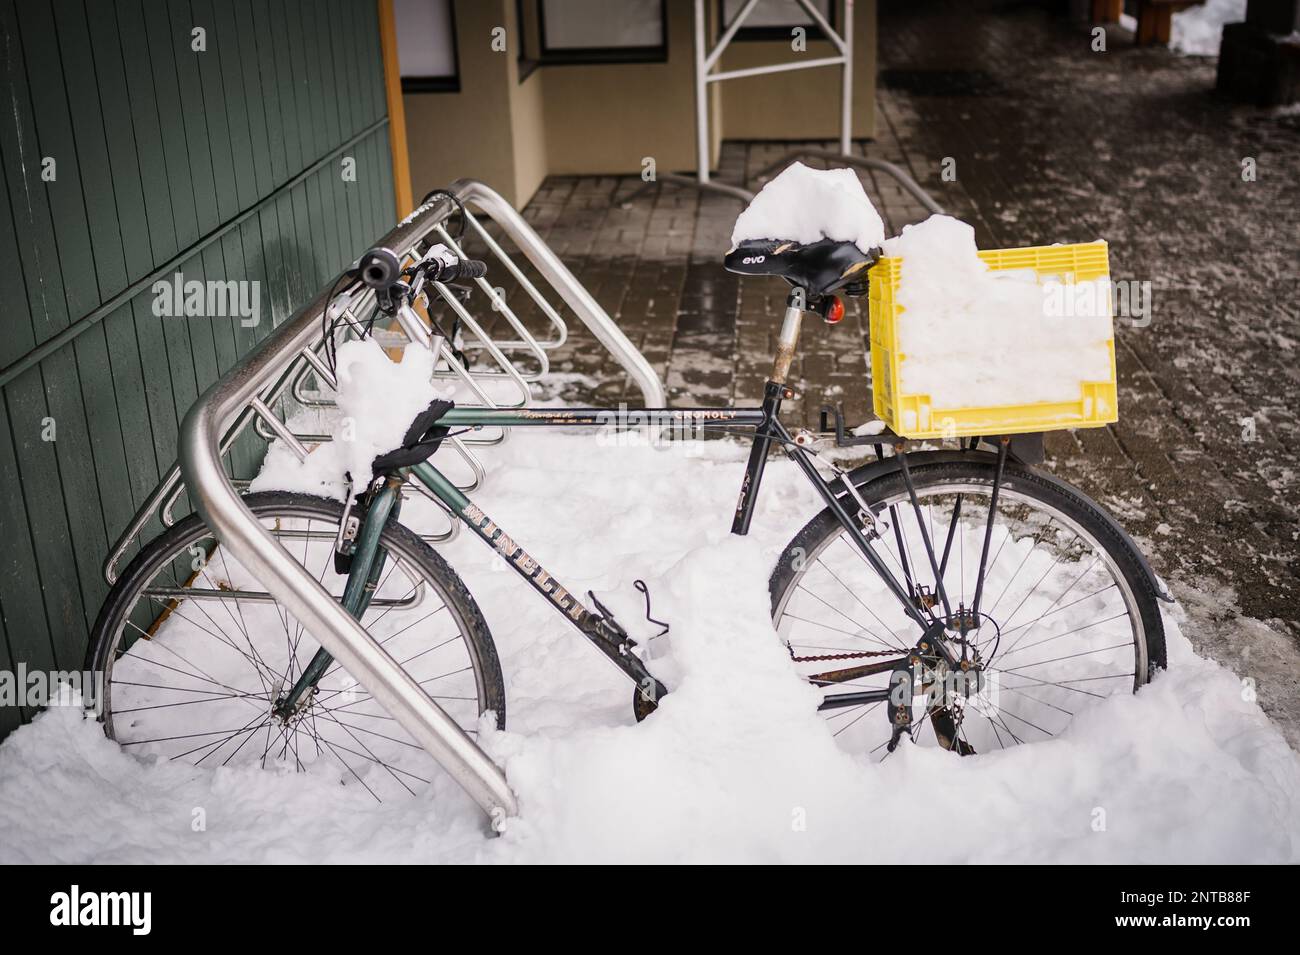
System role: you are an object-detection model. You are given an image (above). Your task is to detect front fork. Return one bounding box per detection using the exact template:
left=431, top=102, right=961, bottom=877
left=272, top=479, right=401, bottom=721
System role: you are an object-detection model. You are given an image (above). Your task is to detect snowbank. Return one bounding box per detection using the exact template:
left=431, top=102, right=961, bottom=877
left=881, top=215, right=1112, bottom=410
left=1170, top=0, right=1245, bottom=56
left=248, top=338, right=446, bottom=500
left=1, top=419, right=1297, bottom=863
left=732, top=162, right=885, bottom=254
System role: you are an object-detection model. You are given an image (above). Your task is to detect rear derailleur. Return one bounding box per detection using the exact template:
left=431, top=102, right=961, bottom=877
left=885, top=625, right=983, bottom=755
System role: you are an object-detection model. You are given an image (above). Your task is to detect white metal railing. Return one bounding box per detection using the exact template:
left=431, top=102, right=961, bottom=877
left=694, top=0, right=854, bottom=183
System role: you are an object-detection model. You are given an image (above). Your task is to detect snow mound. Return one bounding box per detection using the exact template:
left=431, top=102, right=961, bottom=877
left=731, top=162, right=885, bottom=254
left=3, top=427, right=1297, bottom=863
left=881, top=214, right=1112, bottom=410
left=249, top=338, right=444, bottom=500
left=1170, top=0, right=1244, bottom=56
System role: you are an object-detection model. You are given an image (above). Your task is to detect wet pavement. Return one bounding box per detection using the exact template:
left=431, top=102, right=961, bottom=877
left=472, top=1, right=1299, bottom=739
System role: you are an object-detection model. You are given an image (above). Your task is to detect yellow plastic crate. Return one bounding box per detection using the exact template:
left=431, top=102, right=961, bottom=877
left=868, top=241, right=1118, bottom=439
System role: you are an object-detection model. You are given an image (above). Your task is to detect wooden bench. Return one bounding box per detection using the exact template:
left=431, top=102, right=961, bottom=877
left=1135, top=0, right=1206, bottom=46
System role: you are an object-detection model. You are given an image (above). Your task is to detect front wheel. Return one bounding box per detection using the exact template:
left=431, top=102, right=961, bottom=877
left=770, top=460, right=1165, bottom=759
left=88, top=491, right=505, bottom=803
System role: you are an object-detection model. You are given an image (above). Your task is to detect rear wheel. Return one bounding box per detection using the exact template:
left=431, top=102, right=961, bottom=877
left=88, top=491, right=504, bottom=803
left=770, top=460, right=1165, bottom=759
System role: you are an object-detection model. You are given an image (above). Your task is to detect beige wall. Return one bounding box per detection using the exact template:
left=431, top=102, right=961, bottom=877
left=506, top=13, right=549, bottom=203
left=403, top=1, right=518, bottom=203
left=402, top=0, right=876, bottom=207
left=539, top=0, right=703, bottom=176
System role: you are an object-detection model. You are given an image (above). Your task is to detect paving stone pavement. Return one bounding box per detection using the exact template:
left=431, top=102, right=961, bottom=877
left=455, top=0, right=1299, bottom=739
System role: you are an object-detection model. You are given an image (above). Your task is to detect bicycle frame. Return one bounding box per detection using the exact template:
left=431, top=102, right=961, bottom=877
left=275, top=388, right=945, bottom=719
left=276, top=288, right=1176, bottom=731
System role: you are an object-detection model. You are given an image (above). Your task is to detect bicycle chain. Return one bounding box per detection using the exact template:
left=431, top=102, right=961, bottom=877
left=786, top=645, right=906, bottom=663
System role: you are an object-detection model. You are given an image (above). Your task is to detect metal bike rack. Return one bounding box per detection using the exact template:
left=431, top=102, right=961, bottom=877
left=163, top=182, right=663, bottom=822
left=105, top=178, right=665, bottom=588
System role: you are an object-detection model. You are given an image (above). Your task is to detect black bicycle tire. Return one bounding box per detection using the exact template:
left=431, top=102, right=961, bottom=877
left=769, top=460, right=1167, bottom=686
left=87, top=491, right=506, bottom=741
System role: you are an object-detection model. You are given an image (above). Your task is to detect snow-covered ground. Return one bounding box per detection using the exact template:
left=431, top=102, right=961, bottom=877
left=1, top=412, right=1297, bottom=863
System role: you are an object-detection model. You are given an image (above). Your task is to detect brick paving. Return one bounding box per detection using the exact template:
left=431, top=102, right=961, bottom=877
left=508, top=145, right=929, bottom=426
left=868, top=0, right=1300, bottom=735
left=458, top=0, right=1300, bottom=735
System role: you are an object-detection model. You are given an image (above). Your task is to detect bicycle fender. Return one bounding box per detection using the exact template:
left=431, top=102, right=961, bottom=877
left=840, top=449, right=1174, bottom=603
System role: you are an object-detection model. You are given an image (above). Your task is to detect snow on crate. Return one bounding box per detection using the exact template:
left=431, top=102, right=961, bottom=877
left=731, top=161, right=885, bottom=253
left=879, top=215, right=1113, bottom=417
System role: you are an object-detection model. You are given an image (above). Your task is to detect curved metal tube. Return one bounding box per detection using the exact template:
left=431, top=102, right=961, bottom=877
left=749, top=149, right=946, bottom=217
left=449, top=178, right=667, bottom=407
left=462, top=208, right=568, bottom=350
left=178, top=193, right=518, bottom=823
left=433, top=224, right=550, bottom=377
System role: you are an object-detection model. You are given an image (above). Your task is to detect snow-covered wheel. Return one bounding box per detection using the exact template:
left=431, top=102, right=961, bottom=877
left=88, top=492, right=505, bottom=803
left=770, top=460, right=1166, bottom=759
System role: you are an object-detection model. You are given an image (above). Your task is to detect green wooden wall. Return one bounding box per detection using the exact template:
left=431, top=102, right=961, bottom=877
left=0, top=0, right=396, bottom=739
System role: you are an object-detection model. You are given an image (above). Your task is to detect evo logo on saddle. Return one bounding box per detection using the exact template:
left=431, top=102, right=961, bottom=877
left=462, top=503, right=587, bottom=623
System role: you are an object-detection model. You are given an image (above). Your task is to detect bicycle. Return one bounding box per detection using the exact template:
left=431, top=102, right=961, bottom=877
left=88, top=235, right=1169, bottom=802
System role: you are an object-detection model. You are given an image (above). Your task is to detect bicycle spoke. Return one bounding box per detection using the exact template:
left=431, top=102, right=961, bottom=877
left=778, top=468, right=1150, bottom=762
left=998, top=582, right=1116, bottom=639
left=101, top=498, right=494, bottom=803
left=995, top=634, right=1131, bottom=672
left=831, top=701, right=883, bottom=738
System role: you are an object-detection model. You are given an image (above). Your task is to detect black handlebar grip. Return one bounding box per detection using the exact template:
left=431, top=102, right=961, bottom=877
left=357, top=247, right=402, bottom=290
left=451, top=259, right=488, bottom=280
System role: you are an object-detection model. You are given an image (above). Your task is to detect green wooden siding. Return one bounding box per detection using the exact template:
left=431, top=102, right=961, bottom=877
left=0, top=0, right=396, bottom=738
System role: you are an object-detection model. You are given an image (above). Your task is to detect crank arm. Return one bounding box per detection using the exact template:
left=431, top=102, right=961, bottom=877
left=581, top=616, right=668, bottom=701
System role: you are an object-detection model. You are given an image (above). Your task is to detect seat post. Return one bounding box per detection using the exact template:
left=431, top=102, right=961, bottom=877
left=732, top=287, right=806, bottom=537
left=771, top=288, right=806, bottom=384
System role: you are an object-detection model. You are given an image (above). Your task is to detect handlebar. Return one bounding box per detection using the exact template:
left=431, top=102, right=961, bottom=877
left=446, top=258, right=488, bottom=281
left=354, top=244, right=488, bottom=293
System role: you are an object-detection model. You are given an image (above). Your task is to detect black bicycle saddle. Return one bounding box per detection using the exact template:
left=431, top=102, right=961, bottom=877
left=724, top=237, right=879, bottom=296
